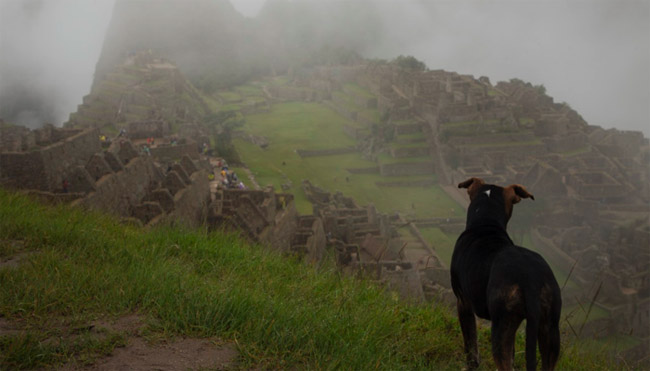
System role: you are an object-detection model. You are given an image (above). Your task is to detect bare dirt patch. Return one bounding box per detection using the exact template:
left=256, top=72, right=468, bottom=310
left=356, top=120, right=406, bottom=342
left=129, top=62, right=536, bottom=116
left=0, top=317, right=22, bottom=336
left=90, top=337, right=239, bottom=371
left=0, top=239, right=32, bottom=269
left=1, top=313, right=239, bottom=370
left=77, top=314, right=238, bottom=370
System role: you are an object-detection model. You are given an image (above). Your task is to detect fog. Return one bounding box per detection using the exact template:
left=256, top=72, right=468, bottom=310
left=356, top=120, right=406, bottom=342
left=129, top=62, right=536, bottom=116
left=0, top=0, right=114, bottom=128
left=1, top=0, right=648, bottom=135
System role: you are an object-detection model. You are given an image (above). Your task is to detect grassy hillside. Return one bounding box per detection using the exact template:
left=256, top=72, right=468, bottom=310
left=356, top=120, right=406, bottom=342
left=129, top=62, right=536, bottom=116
left=0, top=190, right=618, bottom=369
left=234, top=102, right=464, bottom=220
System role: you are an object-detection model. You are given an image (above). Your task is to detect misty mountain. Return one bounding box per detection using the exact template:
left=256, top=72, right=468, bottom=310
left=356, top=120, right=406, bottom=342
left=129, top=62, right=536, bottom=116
left=1, top=0, right=647, bottom=135
left=96, top=0, right=393, bottom=91
left=254, top=0, right=384, bottom=68
left=94, top=0, right=251, bottom=92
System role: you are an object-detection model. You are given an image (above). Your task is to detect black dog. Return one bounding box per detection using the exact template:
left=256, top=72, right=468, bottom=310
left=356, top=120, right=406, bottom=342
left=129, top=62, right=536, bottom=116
left=451, top=177, right=561, bottom=370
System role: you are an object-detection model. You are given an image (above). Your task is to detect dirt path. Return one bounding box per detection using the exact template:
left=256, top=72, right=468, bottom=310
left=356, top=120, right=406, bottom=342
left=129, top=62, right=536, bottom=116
left=1, top=311, right=239, bottom=370
left=90, top=337, right=238, bottom=371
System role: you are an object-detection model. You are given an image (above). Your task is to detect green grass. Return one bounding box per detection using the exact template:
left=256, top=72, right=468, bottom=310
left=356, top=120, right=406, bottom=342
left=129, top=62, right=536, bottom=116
left=229, top=166, right=253, bottom=189
left=235, top=84, right=265, bottom=97
left=453, top=139, right=543, bottom=149
left=331, top=91, right=360, bottom=113
left=242, top=102, right=358, bottom=150
left=395, top=132, right=426, bottom=143
left=343, top=83, right=375, bottom=99
left=377, top=152, right=432, bottom=165
left=0, top=189, right=620, bottom=370
left=359, top=108, right=381, bottom=123
left=218, top=91, right=242, bottom=103
left=418, top=227, right=456, bottom=267
left=563, top=303, right=611, bottom=328
left=235, top=102, right=464, bottom=219
left=390, top=141, right=429, bottom=150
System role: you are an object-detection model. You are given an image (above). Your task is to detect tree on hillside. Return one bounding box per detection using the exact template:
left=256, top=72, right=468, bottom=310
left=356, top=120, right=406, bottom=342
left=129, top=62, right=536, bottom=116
left=204, top=111, right=244, bottom=163
left=392, top=55, right=427, bottom=71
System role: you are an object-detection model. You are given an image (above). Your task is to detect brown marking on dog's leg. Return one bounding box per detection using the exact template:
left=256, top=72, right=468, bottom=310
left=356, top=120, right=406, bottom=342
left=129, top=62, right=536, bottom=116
left=457, top=298, right=479, bottom=369
left=539, top=285, right=561, bottom=370
left=491, top=317, right=519, bottom=371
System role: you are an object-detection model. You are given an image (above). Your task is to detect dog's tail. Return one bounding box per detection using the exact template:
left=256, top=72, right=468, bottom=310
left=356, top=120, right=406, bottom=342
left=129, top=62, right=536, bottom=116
left=525, top=292, right=541, bottom=371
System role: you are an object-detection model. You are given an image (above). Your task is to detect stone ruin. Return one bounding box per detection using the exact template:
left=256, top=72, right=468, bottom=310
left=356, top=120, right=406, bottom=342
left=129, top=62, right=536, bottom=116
left=207, top=187, right=327, bottom=266
left=302, top=180, right=452, bottom=304
left=0, top=118, right=332, bottom=272
left=66, top=50, right=211, bottom=137
left=0, top=124, right=210, bottom=228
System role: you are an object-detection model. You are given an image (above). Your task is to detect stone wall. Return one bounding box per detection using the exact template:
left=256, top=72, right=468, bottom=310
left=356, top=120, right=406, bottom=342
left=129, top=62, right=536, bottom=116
left=160, top=169, right=210, bottom=227
left=394, top=122, right=422, bottom=135
left=43, top=128, right=102, bottom=191
left=0, top=151, right=48, bottom=190
left=0, top=125, right=34, bottom=152
left=291, top=215, right=326, bottom=265
left=342, top=124, right=367, bottom=140
left=342, top=85, right=377, bottom=109
left=324, top=99, right=357, bottom=122
left=149, top=141, right=199, bottom=162
left=296, top=147, right=357, bottom=158
left=269, top=86, right=326, bottom=102
left=77, top=155, right=162, bottom=217
left=127, top=120, right=170, bottom=139
left=544, top=132, right=588, bottom=153
left=0, top=128, right=101, bottom=192
left=379, top=161, right=435, bottom=176
left=345, top=166, right=379, bottom=174
left=567, top=172, right=627, bottom=199
left=390, top=146, right=430, bottom=158
left=447, top=132, right=536, bottom=146
left=375, top=179, right=436, bottom=187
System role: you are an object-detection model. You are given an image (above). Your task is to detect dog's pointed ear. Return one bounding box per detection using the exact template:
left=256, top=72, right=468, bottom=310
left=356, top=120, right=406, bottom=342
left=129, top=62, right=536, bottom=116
left=458, top=177, right=485, bottom=201
left=504, top=184, right=535, bottom=205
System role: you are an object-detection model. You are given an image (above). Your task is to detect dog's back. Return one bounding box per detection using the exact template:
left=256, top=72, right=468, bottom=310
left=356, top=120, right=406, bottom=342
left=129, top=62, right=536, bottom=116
left=451, top=178, right=561, bottom=370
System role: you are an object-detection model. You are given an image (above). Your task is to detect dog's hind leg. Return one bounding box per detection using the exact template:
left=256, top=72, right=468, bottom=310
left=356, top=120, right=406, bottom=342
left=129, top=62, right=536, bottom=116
left=457, top=299, right=479, bottom=369
left=525, top=304, right=542, bottom=371
left=538, top=320, right=560, bottom=370
left=491, top=317, right=520, bottom=371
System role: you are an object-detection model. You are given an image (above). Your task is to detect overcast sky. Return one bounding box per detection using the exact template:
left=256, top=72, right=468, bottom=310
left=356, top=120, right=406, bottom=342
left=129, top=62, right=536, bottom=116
left=1, top=0, right=648, bottom=135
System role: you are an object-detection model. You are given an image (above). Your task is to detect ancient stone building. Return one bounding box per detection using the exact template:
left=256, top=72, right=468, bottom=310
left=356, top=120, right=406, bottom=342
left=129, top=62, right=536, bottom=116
left=0, top=124, right=211, bottom=228
left=208, top=186, right=326, bottom=266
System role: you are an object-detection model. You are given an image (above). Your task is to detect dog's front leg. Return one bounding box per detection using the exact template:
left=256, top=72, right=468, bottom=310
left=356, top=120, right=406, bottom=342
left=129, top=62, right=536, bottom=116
left=457, top=298, right=479, bottom=369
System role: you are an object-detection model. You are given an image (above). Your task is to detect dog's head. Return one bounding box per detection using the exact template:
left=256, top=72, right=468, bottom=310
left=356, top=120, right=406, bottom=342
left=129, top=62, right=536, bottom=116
left=458, top=177, right=534, bottom=227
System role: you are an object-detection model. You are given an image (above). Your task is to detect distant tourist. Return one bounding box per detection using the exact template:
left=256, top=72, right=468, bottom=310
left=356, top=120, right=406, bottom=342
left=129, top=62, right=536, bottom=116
left=62, top=179, right=69, bottom=193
